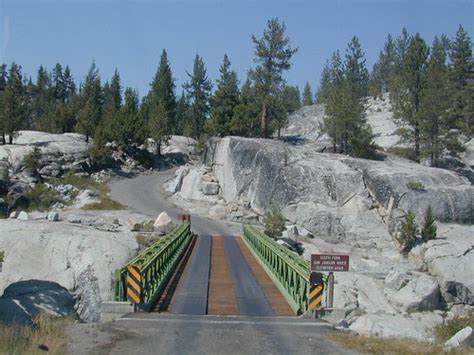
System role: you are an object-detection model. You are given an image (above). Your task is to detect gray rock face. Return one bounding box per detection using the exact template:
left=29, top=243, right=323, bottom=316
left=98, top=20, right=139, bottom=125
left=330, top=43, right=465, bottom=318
left=47, top=211, right=59, bottom=221
left=0, top=218, right=138, bottom=323
left=202, top=181, right=219, bottom=195
left=202, top=137, right=473, bottom=235
left=444, top=326, right=473, bottom=350
left=349, top=312, right=444, bottom=342
left=386, top=273, right=440, bottom=312
left=17, top=211, right=28, bottom=221
left=421, top=225, right=474, bottom=305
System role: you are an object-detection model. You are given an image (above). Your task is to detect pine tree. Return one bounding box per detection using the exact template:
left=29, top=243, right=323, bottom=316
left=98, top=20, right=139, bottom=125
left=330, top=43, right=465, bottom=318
left=250, top=18, right=298, bottom=138
left=231, top=79, right=260, bottom=137
left=397, top=210, right=419, bottom=255
left=63, top=65, right=76, bottom=103
left=419, top=35, right=455, bottom=166
left=0, top=64, right=7, bottom=144
left=302, top=82, right=313, bottom=106
left=206, top=55, right=240, bottom=137
left=323, top=47, right=374, bottom=158
left=449, top=25, right=474, bottom=136
left=31, top=65, right=53, bottom=131
left=324, top=51, right=344, bottom=153
left=113, top=87, right=143, bottom=147
left=103, top=69, right=122, bottom=138
left=76, top=61, right=103, bottom=143
left=52, top=63, right=66, bottom=103
left=174, top=91, right=189, bottom=136
left=345, top=36, right=370, bottom=99
left=369, top=34, right=396, bottom=98
left=183, top=54, right=212, bottom=140
left=316, top=59, right=331, bottom=104
left=149, top=49, right=176, bottom=126
left=2, top=63, right=26, bottom=144
left=148, top=101, right=170, bottom=155
left=421, top=206, right=437, bottom=242
left=392, top=33, right=429, bottom=161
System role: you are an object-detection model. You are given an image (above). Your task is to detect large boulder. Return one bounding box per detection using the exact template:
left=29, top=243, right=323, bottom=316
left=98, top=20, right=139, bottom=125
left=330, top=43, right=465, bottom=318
left=444, top=326, right=473, bottom=350
left=202, top=181, right=219, bottom=195
left=386, top=273, right=440, bottom=312
left=422, top=225, right=474, bottom=305
left=349, top=312, right=444, bottom=342
left=0, top=219, right=138, bottom=322
left=2, top=280, right=75, bottom=318
left=153, top=211, right=173, bottom=233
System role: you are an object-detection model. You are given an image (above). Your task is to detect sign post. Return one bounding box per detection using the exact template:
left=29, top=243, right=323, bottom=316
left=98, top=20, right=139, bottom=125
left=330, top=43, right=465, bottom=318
left=310, top=254, right=349, bottom=310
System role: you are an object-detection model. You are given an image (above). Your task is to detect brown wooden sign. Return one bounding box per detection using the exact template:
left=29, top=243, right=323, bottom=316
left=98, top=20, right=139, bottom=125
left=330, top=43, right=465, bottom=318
left=311, top=254, right=349, bottom=272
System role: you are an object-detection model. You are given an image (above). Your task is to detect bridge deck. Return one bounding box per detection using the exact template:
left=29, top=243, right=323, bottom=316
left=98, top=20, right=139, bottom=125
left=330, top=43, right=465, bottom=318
left=161, top=235, right=294, bottom=316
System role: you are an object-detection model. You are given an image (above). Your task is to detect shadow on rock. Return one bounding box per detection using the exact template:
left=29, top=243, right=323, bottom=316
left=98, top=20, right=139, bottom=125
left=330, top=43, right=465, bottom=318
left=0, top=280, right=76, bottom=326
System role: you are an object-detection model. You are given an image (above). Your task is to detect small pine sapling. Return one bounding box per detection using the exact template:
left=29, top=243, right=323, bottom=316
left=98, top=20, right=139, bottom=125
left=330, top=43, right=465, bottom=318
left=421, top=206, right=437, bottom=242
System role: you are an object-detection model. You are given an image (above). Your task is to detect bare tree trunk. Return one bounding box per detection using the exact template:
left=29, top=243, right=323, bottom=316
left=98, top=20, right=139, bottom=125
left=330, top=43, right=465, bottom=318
left=414, top=123, right=420, bottom=162
left=260, top=104, right=268, bottom=139
left=8, top=132, right=13, bottom=145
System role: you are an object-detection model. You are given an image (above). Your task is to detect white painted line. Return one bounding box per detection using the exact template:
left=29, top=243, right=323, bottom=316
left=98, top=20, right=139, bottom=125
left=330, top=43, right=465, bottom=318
left=119, top=317, right=333, bottom=328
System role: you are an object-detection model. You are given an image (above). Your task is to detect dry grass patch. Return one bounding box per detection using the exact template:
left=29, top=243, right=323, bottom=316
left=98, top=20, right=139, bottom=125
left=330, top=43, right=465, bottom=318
left=0, top=313, right=73, bottom=355
left=327, top=333, right=470, bottom=355
left=81, top=195, right=125, bottom=210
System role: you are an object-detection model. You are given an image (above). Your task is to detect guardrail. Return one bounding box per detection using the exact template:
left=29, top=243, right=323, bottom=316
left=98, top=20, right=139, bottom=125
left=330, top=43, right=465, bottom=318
left=243, top=225, right=314, bottom=315
left=115, top=222, right=192, bottom=305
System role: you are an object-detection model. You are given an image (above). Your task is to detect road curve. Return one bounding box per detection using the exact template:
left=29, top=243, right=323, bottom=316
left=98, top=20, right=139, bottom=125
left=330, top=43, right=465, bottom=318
left=109, top=169, right=240, bottom=237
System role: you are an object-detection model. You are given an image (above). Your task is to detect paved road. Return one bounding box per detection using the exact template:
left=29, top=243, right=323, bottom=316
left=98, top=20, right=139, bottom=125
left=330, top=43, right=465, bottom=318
left=109, top=169, right=240, bottom=237
left=68, top=314, right=355, bottom=355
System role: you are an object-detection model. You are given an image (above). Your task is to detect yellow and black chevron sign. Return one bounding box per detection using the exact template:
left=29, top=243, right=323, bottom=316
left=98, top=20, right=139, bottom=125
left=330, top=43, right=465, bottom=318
left=308, top=284, right=324, bottom=311
left=127, top=265, right=142, bottom=304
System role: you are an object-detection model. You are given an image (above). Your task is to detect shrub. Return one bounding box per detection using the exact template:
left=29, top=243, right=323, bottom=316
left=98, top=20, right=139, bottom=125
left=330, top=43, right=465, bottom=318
left=0, top=251, right=4, bottom=263
left=421, top=206, right=437, bottom=242
left=263, top=207, right=286, bottom=238
left=81, top=196, right=125, bottom=210
left=23, top=147, right=42, bottom=176
left=350, top=127, right=377, bottom=159
left=386, top=146, right=417, bottom=161
left=406, top=181, right=425, bottom=191
left=397, top=210, right=419, bottom=255
left=50, top=173, right=110, bottom=196
left=25, top=183, right=63, bottom=211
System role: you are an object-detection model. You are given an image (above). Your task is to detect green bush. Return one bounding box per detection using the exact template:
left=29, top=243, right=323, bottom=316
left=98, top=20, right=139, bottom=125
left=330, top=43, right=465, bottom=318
left=23, top=147, right=42, bottom=176
left=386, top=146, right=417, bottom=161
left=25, top=183, right=63, bottom=211
left=349, top=127, right=377, bottom=159
left=50, top=173, right=110, bottom=196
left=263, top=207, right=286, bottom=238
left=406, top=181, right=425, bottom=191
left=81, top=196, right=125, bottom=210
left=421, top=206, right=437, bottom=242
left=397, top=210, right=419, bottom=255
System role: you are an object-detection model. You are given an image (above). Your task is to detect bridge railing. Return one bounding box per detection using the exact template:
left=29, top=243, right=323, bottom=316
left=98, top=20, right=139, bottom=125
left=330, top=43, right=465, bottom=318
left=115, top=222, right=192, bottom=305
left=243, top=225, right=312, bottom=315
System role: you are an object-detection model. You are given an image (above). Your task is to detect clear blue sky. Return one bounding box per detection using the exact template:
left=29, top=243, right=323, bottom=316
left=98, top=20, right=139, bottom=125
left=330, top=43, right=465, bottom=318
left=0, top=1, right=472, bottom=97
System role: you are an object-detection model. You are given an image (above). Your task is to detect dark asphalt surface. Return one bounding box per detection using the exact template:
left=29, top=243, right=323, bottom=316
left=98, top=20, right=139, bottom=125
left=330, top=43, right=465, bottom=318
left=169, top=235, right=211, bottom=315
